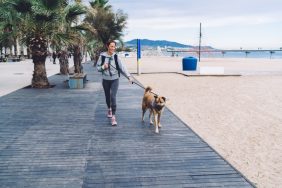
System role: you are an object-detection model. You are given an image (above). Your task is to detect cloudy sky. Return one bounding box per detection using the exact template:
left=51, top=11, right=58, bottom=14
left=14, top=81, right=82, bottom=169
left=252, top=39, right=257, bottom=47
left=93, top=0, right=282, bottom=49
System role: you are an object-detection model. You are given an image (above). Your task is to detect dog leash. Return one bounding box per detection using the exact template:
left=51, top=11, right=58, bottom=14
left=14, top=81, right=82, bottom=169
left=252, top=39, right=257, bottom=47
left=107, top=63, right=159, bottom=96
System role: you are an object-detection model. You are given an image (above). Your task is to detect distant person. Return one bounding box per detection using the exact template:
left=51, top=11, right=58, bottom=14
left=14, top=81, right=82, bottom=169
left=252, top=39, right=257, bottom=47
left=46, top=52, right=50, bottom=62
left=96, top=40, right=133, bottom=126
left=52, top=52, right=57, bottom=64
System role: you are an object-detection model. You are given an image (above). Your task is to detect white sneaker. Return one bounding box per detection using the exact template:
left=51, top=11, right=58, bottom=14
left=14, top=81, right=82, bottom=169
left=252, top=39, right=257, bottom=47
left=111, top=115, right=117, bottom=126
left=107, top=109, right=112, bottom=118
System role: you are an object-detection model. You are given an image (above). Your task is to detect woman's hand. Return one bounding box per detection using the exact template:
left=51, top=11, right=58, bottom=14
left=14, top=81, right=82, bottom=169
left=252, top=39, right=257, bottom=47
left=103, top=63, right=109, bottom=70
left=128, top=76, right=134, bottom=84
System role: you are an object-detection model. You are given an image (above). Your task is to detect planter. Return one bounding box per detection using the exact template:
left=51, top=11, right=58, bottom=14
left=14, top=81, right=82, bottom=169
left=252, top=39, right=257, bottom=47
left=68, top=73, right=87, bottom=89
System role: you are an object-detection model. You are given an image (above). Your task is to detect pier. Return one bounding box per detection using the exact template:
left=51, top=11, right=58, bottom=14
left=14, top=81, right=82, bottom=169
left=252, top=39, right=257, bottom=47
left=167, top=49, right=282, bottom=59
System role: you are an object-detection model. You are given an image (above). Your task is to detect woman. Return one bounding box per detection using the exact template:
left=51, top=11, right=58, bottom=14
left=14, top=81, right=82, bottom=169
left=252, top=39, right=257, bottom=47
left=96, top=40, right=133, bottom=126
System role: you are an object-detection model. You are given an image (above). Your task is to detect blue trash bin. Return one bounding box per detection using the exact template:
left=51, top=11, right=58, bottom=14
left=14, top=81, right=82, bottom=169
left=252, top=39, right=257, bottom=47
left=182, top=57, right=197, bottom=71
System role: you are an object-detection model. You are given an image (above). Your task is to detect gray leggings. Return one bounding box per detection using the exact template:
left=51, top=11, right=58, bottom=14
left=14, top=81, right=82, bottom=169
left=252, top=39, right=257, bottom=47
left=102, top=79, right=119, bottom=115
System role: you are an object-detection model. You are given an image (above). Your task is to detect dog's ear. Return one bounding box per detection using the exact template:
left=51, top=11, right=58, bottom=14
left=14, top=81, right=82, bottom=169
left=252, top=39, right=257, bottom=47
left=162, top=97, right=166, bottom=102
left=154, top=95, right=158, bottom=99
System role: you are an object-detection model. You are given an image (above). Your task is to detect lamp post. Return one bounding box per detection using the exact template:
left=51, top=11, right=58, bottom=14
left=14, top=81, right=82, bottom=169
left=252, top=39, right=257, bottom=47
left=198, top=22, right=202, bottom=62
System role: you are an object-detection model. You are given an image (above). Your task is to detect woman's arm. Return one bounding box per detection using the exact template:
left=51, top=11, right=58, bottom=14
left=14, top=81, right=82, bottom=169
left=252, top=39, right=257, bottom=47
left=117, top=57, right=130, bottom=77
left=96, top=55, right=104, bottom=72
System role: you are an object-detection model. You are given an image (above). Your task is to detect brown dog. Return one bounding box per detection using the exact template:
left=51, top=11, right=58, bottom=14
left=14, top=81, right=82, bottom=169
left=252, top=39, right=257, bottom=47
left=142, top=86, right=166, bottom=133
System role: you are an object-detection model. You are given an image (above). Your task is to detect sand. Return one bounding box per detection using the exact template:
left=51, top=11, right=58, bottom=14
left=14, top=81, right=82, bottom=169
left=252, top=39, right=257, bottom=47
left=122, top=56, right=282, bottom=188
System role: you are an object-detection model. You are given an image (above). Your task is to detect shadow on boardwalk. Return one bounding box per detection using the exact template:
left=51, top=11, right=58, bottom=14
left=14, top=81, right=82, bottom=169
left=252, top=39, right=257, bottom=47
left=0, top=62, right=255, bottom=187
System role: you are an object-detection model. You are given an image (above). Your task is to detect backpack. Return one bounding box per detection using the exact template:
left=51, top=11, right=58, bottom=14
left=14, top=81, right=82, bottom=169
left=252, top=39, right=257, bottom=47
left=101, top=54, right=120, bottom=77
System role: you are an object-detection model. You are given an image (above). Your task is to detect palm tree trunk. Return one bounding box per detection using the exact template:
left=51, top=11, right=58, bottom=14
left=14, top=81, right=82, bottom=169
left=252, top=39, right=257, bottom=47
left=73, top=45, right=82, bottom=73
left=30, top=36, right=50, bottom=88
left=14, top=37, right=18, bottom=57
left=27, top=48, right=31, bottom=59
left=32, top=60, right=50, bottom=88
left=59, top=51, right=69, bottom=75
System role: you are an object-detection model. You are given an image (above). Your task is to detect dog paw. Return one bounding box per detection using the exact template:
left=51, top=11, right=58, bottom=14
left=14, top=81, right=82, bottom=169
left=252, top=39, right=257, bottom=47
left=155, top=129, right=159, bottom=134
left=158, top=124, right=162, bottom=128
left=150, top=121, right=153, bottom=125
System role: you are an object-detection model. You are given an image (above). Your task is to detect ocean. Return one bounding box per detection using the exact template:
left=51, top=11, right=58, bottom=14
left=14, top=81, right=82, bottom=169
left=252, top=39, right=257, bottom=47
left=164, top=51, right=282, bottom=59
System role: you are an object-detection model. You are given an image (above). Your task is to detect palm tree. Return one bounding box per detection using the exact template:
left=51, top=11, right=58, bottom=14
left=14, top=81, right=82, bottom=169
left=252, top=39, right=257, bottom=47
left=1, top=0, right=87, bottom=88
left=0, top=1, right=22, bottom=58
left=0, top=0, right=66, bottom=88
left=84, top=0, right=128, bottom=63
left=65, top=2, right=93, bottom=73
left=50, top=2, right=88, bottom=74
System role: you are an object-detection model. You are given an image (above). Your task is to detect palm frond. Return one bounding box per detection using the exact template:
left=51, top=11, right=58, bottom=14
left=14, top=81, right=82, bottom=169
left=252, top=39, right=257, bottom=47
left=0, top=32, right=12, bottom=44
left=52, top=33, right=74, bottom=46
left=90, top=0, right=111, bottom=10
left=10, top=0, right=32, bottom=14
left=72, top=23, right=93, bottom=32
left=35, top=13, right=56, bottom=22
left=41, top=0, right=61, bottom=9
left=65, top=4, right=86, bottom=23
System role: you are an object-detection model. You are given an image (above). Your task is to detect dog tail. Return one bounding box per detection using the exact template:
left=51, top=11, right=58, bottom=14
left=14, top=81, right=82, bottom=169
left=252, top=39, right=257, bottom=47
left=145, top=86, right=152, bottom=93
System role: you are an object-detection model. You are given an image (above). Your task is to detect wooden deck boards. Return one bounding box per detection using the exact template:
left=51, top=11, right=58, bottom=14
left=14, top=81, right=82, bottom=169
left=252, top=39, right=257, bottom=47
left=0, top=63, right=254, bottom=187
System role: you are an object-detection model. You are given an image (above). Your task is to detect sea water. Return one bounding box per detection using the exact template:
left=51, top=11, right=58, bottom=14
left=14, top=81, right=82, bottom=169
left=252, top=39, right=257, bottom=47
left=164, top=51, right=282, bottom=59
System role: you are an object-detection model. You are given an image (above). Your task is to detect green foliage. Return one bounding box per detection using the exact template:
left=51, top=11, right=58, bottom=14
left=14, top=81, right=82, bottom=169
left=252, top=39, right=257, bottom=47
left=84, top=4, right=127, bottom=49
left=35, top=13, right=56, bottom=22
left=41, top=0, right=62, bottom=9
left=65, top=4, right=86, bottom=23
left=0, top=0, right=129, bottom=86
left=0, top=1, right=22, bottom=52
left=89, top=0, right=111, bottom=10
left=0, top=0, right=128, bottom=57
left=83, top=0, right=128, bottom=62
left=11, top=0, right=32, bottom=13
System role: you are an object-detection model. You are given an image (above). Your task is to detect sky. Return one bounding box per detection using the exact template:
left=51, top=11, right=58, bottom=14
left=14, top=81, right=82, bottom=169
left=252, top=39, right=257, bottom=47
left=87, top=0, right=282, bottom=49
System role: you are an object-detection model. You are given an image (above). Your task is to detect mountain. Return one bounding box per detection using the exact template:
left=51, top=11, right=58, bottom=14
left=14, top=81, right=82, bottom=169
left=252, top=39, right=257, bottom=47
left=125, top=39, right=193, bottom=48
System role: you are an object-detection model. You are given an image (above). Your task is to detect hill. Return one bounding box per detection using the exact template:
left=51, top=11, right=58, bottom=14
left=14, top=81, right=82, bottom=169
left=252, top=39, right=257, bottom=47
left=125, top=39, right=193, bottom=48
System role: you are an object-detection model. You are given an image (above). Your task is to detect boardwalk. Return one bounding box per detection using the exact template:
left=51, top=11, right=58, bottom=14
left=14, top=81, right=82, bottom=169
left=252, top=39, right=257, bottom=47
left=0, top=62, right=254, bottom=187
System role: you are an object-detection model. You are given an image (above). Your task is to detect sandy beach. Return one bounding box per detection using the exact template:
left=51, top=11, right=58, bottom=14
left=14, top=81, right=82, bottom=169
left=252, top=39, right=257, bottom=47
left=122, top=56, right=282, bottom=187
